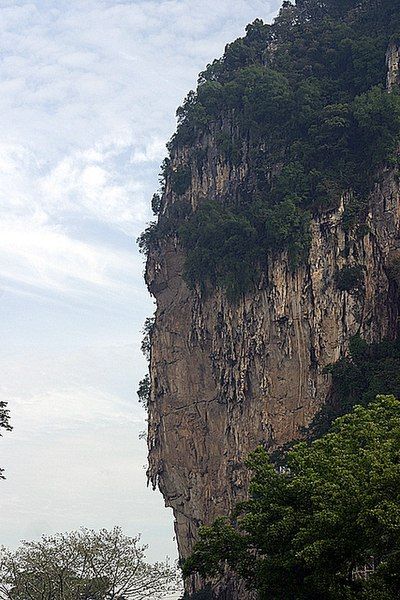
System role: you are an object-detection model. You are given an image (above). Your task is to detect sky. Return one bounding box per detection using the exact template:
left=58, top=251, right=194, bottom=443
left=0, top=0, right=281, bottom=569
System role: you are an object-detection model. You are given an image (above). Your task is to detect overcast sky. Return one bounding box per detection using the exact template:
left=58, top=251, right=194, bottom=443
left=0, top=0, right=280, bottom=566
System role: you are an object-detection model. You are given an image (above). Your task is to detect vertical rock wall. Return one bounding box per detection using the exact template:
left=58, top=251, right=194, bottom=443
left=145, top=45, right=400, bottom=599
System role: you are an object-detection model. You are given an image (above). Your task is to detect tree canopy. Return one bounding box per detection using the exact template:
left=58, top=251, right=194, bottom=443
left=184, top=396, right=400, bottom=599
left=0, top=527, right=181, bottom=600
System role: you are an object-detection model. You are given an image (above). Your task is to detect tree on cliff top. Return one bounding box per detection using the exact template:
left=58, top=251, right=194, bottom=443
left=0, top=527, right=182, bottom=600
left=142, top=0, right=400, bottom=298
left=183, top=396, right=400, bottom=599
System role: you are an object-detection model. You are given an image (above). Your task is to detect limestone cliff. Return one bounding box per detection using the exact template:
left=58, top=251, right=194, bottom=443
left=144, top=27, right=400, bottom=600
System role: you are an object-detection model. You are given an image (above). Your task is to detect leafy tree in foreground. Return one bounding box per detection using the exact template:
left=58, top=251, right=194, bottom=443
left=184, top=396, right=400, bottom=599
left=0, top=400, right=12, bottom=479
left=0, top=527, right=182, bottom=600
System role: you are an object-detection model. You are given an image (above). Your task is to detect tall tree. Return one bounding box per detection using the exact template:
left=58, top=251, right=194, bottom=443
left=0, top=527, right=182, bottom=600
left=184, top=396, right=400, bottom=599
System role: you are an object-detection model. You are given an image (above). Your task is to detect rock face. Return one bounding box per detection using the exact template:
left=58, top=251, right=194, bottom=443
left=387, top=40, right=400, bottom=90
left=145, top=45, right=400, bottom=599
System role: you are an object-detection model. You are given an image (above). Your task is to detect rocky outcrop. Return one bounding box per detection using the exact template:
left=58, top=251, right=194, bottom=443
left=387, top=40, right=400, bottom=90
left=145, top=48, right=400, bottom=600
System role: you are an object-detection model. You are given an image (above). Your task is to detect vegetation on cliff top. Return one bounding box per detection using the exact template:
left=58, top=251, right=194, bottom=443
left=140, top=0, right=400, bottom=298
left=183, top=396, right=400, bottom=599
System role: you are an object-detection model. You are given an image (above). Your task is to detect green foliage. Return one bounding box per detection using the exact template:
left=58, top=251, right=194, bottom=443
left=353, top=87, right=400, bottom=167
left=0, top=402, right=11, bottom=434
left=172, top=91, right=212, bottom=149
left=151, top=193, right=162, bottom=215
left=342, top=195, right=369, bottom=232
left=258, top=198, right=311, bottom=267
left=0, top=400, right=11, bottom=480
left=137, top=317, right=155, bottom=411
left=179, top=194, right=311, bottom=298
left=144, top=0, right=400, bottom=296
left=336, top=265, right=365, bottom=291
left=137, top=374, right=151, bottom=409
left=159, top=157, right=171, bottom=193
left=179, top=201, right=259, bottom=299
left=0, top=527, right=181, bottom=599
left=309, top=336, right=400, bottom=438
left=234, top=66, right=292, bottom=132
left=137, top=222, right=158, bottom=255
left=216, top=132, right=241, bottom=165
left=184, top=397, right=400, bottom=599
left=171, top=165, right=192, bottom=196
left=138, top=199, right=193, bottom=257
left=329, top=335, right=400, bottom=413
left=141, top=317, right=155, bottom=361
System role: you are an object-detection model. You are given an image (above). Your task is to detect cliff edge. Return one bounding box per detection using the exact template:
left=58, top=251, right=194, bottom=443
left=142, top=3, right=400, bottom=597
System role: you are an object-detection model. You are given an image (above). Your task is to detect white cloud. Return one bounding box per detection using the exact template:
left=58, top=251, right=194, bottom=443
left=8, top=386, right=141, bottom=437
left=0, top=0, right=282, bottom=563
left=1, top=341, right=146, bottom=439
left=0, top=339, right=177, bottom=562
left=0, top=0, right=280, bottom=303
left=131, top=138, right=166, bottom=164
left=0, top=212, right=141, bottom=299
left=39, top=146, right=148, bottom=231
